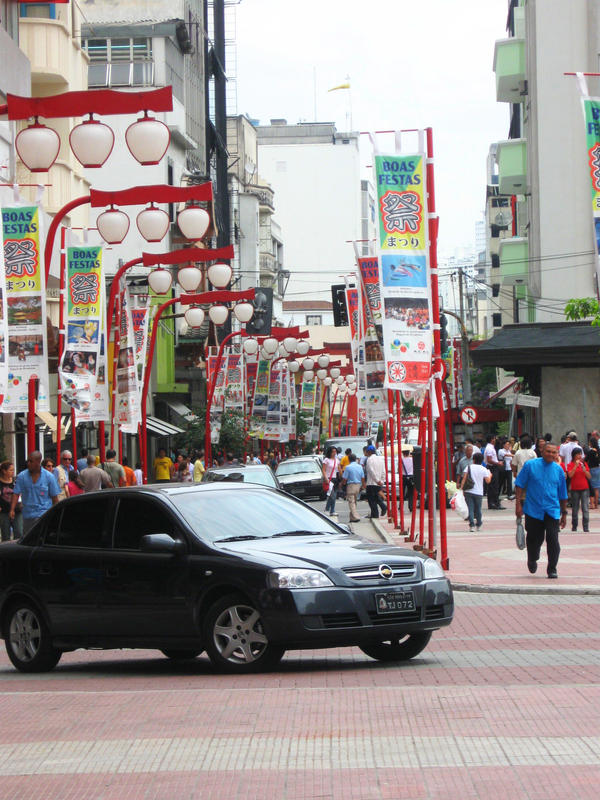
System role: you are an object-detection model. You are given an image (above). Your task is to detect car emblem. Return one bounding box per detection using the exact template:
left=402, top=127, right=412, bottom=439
left=378, top=564, right=393, bottom=580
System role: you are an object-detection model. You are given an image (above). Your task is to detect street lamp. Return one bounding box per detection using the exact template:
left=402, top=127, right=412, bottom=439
left=15, top=121, right=60, bottom=172
left=184, top=307, right=206, bottom=327
left=69, top=116, right=115, bottom=168
left=177, top=266, right=203, bottom=292
left=207, top=262, right=233, bottom=288
left=233, top=302, right=254, bottom=323
left=125, top=111, right=170, bottom=165
left=296, top=340, right=310, bottom=356
left=96, top=206, right=130, bottom=244
left=177, top=205, right=211, bottom=240
left=288, top=360, right=300, bottom=373
left=136, top=204, right=170, bottom=242
left=208, top=305, right=229, bottom=325
left=243, top=337, right=259, bottom=355
left=147, top=267, right=173, bottom=295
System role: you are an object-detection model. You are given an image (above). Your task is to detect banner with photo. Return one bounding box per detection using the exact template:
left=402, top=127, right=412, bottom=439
left=116, top=286, right=142, bottom=434
left=582, top=97, right=600, bottom=290
left=130, top=297, right=151, bottom=394
left=1, top=204, right=50, bottom=412
left=59, top=245, right=104, bottom=414
left=75, top=286, right=109, bottom=424
left=0, top=234, right=7, bottom=408
left=264, top=364, right=282, bottom=441
left=351, top=279, right=387, bottom=422
left=224, top=353, right=244, bottom=413
left=207, top=352, right=227, bottom=443
left=249, top=358, right=270, bottom=438
left=358, top=256, right=383, bottom=337
left=374, top=150, right=433, bottom=389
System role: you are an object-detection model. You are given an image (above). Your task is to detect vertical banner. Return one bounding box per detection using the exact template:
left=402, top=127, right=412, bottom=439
left=0, top=235, right=7, bottom=408
left=207, top=351, right=227, bottom=443
left=582, top=97, right=600, bottom=290
left=374, top=151, right=433, bottom=389
left=224, top=352, right=244, bottom=413
left=116, top=287, right=142, bottom=434
left=75, top=285, right=109, bottom=424
left=264, top=364, right=282, bottom=441
left=1, top=204, right=50, bottom=411
left=249, top=358, right=270, bottom=438
left=60, top=245, right=103, bottom=413
left=130, top=296, right=151, bottom=394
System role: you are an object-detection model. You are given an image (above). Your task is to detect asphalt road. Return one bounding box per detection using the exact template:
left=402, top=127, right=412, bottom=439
left=0, top=500, right=598, bottom=799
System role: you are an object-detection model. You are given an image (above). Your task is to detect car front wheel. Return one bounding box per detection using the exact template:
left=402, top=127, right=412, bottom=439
left=203, top=593, right=284, bottom=674
left=5, top=602, right=62, bottom=673
left=359, top=631, right=432, bottom=662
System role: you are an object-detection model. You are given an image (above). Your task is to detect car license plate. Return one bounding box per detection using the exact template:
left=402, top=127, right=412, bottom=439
left=374, top=591, right=416, bottom=614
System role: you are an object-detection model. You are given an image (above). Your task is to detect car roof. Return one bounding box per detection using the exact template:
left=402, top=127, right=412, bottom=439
left=74, top=482, right=271, bottom=499
left=279, top=456, right=320, bottom=462
left=206, top=464, right=271, bottom=472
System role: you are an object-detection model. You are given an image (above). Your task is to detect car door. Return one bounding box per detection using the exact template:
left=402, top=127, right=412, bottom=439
left=29, top=496, right=110, bottom=636
left=98, top=495, right=195, bottom=639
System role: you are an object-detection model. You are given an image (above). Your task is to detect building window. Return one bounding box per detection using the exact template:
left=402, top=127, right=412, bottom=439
left=20, top=3, right=56, bottom=19
left=84, top=37, right=154, bottom=88
left=306, top=314, right=322, bottom=326
left=492, top=313, right=502, bottom=328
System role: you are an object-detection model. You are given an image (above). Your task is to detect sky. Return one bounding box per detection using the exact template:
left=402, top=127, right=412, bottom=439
left=234, top=0, right=509, bottom=258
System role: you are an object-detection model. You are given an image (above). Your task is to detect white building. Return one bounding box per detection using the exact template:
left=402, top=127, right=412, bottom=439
left=255, top=121, right=362, bottom=314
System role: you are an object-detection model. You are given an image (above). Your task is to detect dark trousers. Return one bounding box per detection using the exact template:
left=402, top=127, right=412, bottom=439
left=501, top=470, right=513, bottom=497
left=487, top=464, right=500, bottom=508
left=524, top=513, right=561, bottom=572
left=401, top=476, right=414, bottom=511
left=366, top=485, right=387, bottom=518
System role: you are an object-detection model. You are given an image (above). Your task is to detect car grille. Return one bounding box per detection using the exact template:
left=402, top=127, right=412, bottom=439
left=367, top=610, right=421, bottom=624
left=342, top=562, right=417, bottom=582
left=304, top=604, right=446, bottom=631
left=320, top=613, right=362, bottom=628
left=424, top=604, right=446, bottom=620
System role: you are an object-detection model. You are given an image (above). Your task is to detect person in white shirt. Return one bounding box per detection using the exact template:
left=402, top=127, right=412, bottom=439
left=483, top=435, right=504, bottom=510
left=460, top=452, right=492, bottom=531
left=497, top=438, right=514, bottom=499
left=364, top=445, right=387, bottom=519
left=559, top=432, right=579, bottom=467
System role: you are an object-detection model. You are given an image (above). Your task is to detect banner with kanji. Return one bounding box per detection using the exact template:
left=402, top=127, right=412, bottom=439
left=115, top=286, right=142, bottom=433
left=59, top=245, right=104, bottom=413
left=582, top=98, right=600, bottom=289
left=75, top=285, right=109, bottom=424
left=224, top=353, right=244, bottom=413
left=264, top=364, right=282, bottom=441
left=207, top=351, right=227, bottom=443
left=374, top=151, right=433, bottom=389
left=249, top=358, right=270, bottom=438
left=130, top=297, right=151, bottom=394
left=0, top=232, right=7, bottom=409
left=1, top=205, right=50, bottom=411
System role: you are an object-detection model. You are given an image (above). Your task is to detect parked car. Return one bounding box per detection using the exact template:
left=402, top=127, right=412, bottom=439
left=202, top=464, right=280, bottom=490
left=0, top=484, right=453, bottom=674
left=275, top=457, right=326, bottom=499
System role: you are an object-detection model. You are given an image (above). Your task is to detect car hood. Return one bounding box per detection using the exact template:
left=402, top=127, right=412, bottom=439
left=277, top=471, right=321, bottom=484
left=215, top=533, right=425, bottom=571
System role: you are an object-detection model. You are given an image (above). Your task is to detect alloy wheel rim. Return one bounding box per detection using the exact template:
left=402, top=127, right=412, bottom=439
left=213, top=604, right=268, bottom=664
left=9, top=609, right=41, bottom=662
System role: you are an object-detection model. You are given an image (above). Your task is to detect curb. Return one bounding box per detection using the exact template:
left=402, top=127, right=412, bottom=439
left=368, top=518, right=600, bottom=597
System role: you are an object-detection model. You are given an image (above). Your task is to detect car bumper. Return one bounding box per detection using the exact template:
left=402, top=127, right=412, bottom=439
left=259, top=579, right=453, bottom=648
left=280, top=481, right=323, bottom=498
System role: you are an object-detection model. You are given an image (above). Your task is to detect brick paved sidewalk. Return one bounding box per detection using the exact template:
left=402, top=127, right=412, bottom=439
left=371, top=497, right=600, bottom=593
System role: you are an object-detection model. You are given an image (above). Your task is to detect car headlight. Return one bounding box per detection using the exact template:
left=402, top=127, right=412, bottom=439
left=268, top=568, right=334, bottom=589
left=422, top=558, right=445, bottom=579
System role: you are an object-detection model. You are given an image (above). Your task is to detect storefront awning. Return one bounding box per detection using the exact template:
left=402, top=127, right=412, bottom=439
left=166, top=400, right=197, bottom=422
left=145, top=416, right=183, bottom=437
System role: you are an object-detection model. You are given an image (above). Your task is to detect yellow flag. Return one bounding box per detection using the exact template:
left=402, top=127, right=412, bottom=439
left=328, top=82, right=350, bottom=92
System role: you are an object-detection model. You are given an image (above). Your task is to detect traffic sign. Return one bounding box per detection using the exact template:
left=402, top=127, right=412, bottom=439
left=460, top=406, right=478, bottom=425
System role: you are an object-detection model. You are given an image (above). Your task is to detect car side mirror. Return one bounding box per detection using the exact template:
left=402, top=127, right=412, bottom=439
left=140, top=533, right=186, bottom=554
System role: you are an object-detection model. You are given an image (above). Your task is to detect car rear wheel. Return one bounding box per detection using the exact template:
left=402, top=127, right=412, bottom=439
left=160, top=649, right=202, bottom=661
left=203, top=593, right=284, bottom=674
left=359, top=631, right=432, bottom=662
left=5, top=602, right=61, bottom=673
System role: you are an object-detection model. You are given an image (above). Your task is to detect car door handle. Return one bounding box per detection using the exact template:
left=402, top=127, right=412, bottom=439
left=38, top=563, right=52, bottom=575
left=105, top=567, right=119, bottom=578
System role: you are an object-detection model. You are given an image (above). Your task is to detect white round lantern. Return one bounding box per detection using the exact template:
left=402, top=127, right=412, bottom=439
left=302, top=357, right=314, bottom=371
left=96, top=207, right=130, bottom=244
left=69, top=117, right=114, bottom=168
left=177, top=205, right=210, bottom=241
left=233, top=302, right=254, bottom=323
left=184, top=307, right=205, bottom=327
left=347, top=386, right=357, bottom=395
left=262, top=337, right=279, bottom=355
left=296, top=340, right=310, bottom=356
left=304, top=370, right=315, bottom=381
left=317, top=354, right=330, bottom=368
left=336, top=375, right=345, bottom=385
left=243, top=337, right=259, bottom=355
left=316, top=369, right=327, bottom=380
left=147, top=267, right=172, bottom=295
left=125, top=112, right=170, bottom=165
left=136, top=204, right=170, bottom=242
left=207, top=262, right=232, bottom=289
left=346, top=374, right=356, bottom=384
left=287, top=360, right=300, bottom=373
left=282, top=337, right=298, bottom=354
left=277, top=344, right=289, bottom=358
left=16, top=121, right=60, bottom=173
left=323, top=376, right=333, bottom=386
left=259, top=347, right=273, bottom=361
left=177, top=266, right=202, bottom=292
left=208, top=305, right=229, bottom=325
left=330, top=367, right=341, bottom=380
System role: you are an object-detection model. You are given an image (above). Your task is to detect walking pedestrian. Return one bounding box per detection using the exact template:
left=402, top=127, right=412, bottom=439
left=512, top=435, right=536, bottom=479
left=483, top=435, right=504, bottom=509
left=460, top=452, right=492, bottom=532
left=79, top=455, right=113, bottom=492
left=10, top=451, right=60, bottom=534
left=134, top=462, right=143, bottom=486
left=193, top=451, right=205, bottom=483
left=121, top=457, right=137, bottom=487
left=456, top=444, right=474, bottom=481
left=67, top=470, right=84, bottom=497
left=400, top=446, right=415, bottom=511
left=53, top=450, right=73, bottom=501
left=153, top=448, right=173, bottom=483
left=567, top=447, right=591, bottom=532
left=100, top=449, right=126, bottom=488
left=342, top=453, right=365, bottom=523
left=364, top=444, right=387, bottom=519
left=559, top=432, right=579, bottom=467
left=0, top=461, right=23, bottom=541
left=514, top=442, right=568, bottom=579
left=322, top=446, right=340, bottom=516
left=585, top=436, right=600, bottom=509
left=498, top=438, right=514, bottom=499
left=76, top=448, right=89, bottom=473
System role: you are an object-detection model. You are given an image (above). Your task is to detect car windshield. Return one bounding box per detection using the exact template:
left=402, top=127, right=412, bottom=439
left=205, top=469, right=276, bottom=488
left=172, top=488, right=340, bottom=544
left=276, top=461, right=320, bottom=476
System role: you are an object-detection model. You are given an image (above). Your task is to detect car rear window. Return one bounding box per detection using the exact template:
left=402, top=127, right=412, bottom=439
left=276, top=461, right=320, bottom=476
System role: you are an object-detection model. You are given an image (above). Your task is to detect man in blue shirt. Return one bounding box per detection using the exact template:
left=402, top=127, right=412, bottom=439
left=514, top=442, right=568, bottom=579
left=342, top=453, right=365, bottom=523
left=10, top=451, right=60, bottom=535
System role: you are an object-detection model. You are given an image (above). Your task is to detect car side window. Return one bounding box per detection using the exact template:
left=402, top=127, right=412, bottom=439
left=58, top=498, right=108, bottom=548
left=113, top=497, right=175, bottom=550
left=41, top=506, right=63, bottom=546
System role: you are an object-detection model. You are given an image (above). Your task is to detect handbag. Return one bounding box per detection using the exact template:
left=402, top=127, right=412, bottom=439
left=516, top=519, right=526, bottom=550
left=463, top=465, right=475, bottom=492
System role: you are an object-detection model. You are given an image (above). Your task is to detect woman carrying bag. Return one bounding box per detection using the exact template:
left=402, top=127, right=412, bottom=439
left=322, top=446, right=340, bottom=516
left=460, top=451, right=492, bottom=532
left=567, top=447, right=591, bottom=532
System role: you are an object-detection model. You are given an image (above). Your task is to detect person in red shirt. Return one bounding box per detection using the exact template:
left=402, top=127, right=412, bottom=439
left=567, top=447, right=591, bottom=532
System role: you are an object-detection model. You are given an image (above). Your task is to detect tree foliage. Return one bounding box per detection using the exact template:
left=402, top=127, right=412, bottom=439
left=564, top=297, right=600, bottom=326
left=173, top=407, right=246, bottom=457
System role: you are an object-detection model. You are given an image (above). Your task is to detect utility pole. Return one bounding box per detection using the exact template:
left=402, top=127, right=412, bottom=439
left=456, top=268, right=472, bottom=402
